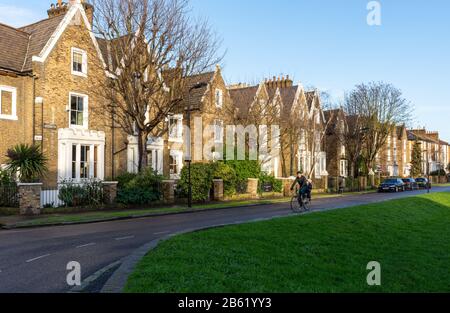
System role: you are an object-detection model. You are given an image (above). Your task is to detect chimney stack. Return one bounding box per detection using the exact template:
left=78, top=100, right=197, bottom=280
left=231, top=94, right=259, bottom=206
left=264, top=74, right=294, bottom=89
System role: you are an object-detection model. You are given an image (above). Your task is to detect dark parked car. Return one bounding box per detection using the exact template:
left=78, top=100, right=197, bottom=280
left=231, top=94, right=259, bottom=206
left=415, top=177, right=431, bottom=189
left=378, top=178, right=405, bottom=192
left=402, top=178, right=418, bottom=191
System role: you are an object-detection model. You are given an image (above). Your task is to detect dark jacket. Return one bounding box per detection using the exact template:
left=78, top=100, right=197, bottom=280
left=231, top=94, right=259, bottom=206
left=291, top=176, right=307, bottom=191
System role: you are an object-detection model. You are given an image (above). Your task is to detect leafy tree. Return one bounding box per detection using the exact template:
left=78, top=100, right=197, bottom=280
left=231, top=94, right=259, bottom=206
left=5, top=144, right=47, bottom=182
left=410, top=140, right=422, bottom=177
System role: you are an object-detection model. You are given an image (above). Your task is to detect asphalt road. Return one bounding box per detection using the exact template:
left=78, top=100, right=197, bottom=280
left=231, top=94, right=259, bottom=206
left=0, top=187, right=449, bottom=293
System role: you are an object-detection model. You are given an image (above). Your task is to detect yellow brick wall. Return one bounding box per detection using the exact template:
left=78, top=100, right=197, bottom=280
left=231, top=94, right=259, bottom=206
left=0, top=74, right=34, bottom=165
left=32, top=21, right=127, bottom=186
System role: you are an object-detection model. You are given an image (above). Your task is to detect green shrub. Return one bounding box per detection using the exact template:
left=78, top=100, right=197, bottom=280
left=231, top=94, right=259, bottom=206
left=258, top=172, right=282, bottom=193
left=116, top=172, right=138, bottom=188
left=225, top=160, right=261, bottom=193
left=5, top=144, right=47, bottom=182
left=179, top=163, right=214, bottom=202
left=116, top=168, right=163, bottom=205
left=211, top=162, right=237, bottom=196
left=59, top=179, right=104, bottom=207
left=0, top=169, right=13, bottom=186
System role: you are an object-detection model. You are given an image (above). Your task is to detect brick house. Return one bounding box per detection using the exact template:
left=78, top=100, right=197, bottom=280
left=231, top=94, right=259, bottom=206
left=324, top=108, right=348, bottom=178
left=407, top=129, right=449, bottom=175
left=126, top=65, right=232, bottom=179
left=0, top=1, right=130, bottom=187
left=229, top=76, right=328, bottom=181
left=375, top=125, right=410, bottom=177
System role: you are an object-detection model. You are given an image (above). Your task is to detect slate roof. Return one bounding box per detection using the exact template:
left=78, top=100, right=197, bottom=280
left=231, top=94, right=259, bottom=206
left=0, top=23, right=30, bottom=73
left=279, top=86, right=297, bottom=113
left=229, top=85, right=258, bottom=115
left=182, top=71, right=215, bottom=110
left=0, top=15, right=65, bottom=73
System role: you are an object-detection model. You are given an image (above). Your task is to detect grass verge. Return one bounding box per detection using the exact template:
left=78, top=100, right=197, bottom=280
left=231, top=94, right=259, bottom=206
left=125, top=192, right=450, bottom=293
left=1, top=191, right=373, bottom=229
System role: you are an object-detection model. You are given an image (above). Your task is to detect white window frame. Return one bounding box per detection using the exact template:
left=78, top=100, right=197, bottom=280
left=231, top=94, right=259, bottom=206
left=168, top=114, right=183, bottom=142
left=57, top=128, right=105, bottom=182
left=215, top=88, right=223, bottom=108
left=340, top=159, right=348, bottom=177
left=0, top=85, right=17, bottom=121
left=68, top=92, right=89, bottom=129
left=71, top=47, right=88, bottom=77
left=169, top=149, right=183, bottom=179
left=214, top=119, right=224, bottom=143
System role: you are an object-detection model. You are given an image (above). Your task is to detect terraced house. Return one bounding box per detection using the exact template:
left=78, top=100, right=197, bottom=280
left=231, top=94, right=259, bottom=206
left=229, top=76, right=328, bottom=186
left=0, top=0, right=127, bottom=188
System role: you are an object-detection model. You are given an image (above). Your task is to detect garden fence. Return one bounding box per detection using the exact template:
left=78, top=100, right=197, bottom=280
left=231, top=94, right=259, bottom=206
left=0, top=184, right=19, bottom=207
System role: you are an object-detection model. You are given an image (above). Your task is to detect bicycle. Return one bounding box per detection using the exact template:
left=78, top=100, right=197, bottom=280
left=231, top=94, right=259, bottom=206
left=290, top=189, right=310, bottom=213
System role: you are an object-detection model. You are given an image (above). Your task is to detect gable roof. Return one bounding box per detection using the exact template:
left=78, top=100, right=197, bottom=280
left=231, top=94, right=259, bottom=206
left=0, top=23, right=30, bottom=73
left=229, top=85, right=259, bottom=115
left=18, top=15, right=66, bottom=71
left=183, top=71, right=215, bottom=110
left=279, top=86, right=297, bottom=113
left=1, top=4, right=105, bottom=75
left=0, top=15, right=65, bottom=74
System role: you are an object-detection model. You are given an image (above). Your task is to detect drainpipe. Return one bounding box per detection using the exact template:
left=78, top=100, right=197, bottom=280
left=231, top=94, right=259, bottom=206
left=32, top=75, right=36, bottom=145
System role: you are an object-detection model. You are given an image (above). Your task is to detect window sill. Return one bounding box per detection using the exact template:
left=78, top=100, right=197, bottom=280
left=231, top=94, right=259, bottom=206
left=70, top=124, right=88, bottom=130
left=71, top=71, right=88, bottom=78
left=0, top=115, right=18, bottom=121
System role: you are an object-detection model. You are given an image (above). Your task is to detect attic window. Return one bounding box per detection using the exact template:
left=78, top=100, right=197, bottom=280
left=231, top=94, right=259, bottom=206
left=71, top=48, right=87, bottom=77
left=215, top=89, right=223, bottom=108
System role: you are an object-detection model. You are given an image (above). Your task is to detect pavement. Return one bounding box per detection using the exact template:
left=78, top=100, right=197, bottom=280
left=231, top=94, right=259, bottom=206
left=0, top=187, right=449, bottom=293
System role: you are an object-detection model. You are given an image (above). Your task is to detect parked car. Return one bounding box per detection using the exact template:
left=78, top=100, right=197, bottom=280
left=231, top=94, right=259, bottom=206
left=378, top=178, right=405, bottom=192
left=415, top=177, right=431, bottom=189
left=402, top=178, right=418, bottom=191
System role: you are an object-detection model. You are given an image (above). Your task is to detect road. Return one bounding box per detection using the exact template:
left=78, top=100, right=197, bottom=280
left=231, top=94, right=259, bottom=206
left=0, top=187, right=449, bottom=293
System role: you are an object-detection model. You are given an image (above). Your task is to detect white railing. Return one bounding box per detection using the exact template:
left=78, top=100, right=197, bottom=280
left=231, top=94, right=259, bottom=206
left=40, top=189, right=64, bottom=208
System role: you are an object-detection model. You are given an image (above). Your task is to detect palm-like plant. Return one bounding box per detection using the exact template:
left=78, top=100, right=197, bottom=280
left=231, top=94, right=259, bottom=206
left=5, top=144, right=48, bottom=182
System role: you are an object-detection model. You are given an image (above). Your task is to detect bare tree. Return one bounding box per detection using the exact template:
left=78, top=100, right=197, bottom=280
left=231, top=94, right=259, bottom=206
left=91, top=0, right=222, bottom=171
left=347, top=82, right=412, bottom=173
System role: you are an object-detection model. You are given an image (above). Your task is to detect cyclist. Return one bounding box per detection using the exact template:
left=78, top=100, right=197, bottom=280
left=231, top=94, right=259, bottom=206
left=290, top=171, right=309, bottom=204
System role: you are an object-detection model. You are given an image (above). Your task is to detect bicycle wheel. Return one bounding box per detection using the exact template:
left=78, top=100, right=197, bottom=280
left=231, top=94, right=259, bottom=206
left=290, top=195, right=302, bottom=213
left=302, top=196, right=310, bottom=212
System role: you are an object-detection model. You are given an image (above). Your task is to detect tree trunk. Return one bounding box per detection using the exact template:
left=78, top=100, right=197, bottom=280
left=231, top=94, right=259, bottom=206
left=137, top=130, right=148, bottom=172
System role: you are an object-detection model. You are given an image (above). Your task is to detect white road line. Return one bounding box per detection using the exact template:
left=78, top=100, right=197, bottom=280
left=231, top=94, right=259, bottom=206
left=115, top=235, right=135, bottom=241
left=76, top=243, right=96, bottom=249
left=154, top=231, right=169, bottom=235
left=26, top=254, right=51, bottom=263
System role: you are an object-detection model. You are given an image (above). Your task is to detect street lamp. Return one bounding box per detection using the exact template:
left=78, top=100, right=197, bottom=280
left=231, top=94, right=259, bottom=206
left=185, top=82, right=208, bottom=208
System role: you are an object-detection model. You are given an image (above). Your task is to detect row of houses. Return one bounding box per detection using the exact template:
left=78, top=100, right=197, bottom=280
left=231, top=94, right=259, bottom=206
left=325, top=111, right=450, bottom=179
left=0, top=1, right=449, bottom=188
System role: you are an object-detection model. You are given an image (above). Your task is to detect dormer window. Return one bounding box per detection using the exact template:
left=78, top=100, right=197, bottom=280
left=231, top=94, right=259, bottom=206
left=71, top=48, right=87, bottom=77
left=215, top=89, right=223, bottom=108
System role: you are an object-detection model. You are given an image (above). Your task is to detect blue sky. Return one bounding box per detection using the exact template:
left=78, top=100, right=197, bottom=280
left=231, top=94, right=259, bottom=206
left=1, top=0, right=449, bottom=140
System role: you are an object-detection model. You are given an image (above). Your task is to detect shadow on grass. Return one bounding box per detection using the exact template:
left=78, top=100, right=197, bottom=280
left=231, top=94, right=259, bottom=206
left=125, top=193, right=450, bottom=293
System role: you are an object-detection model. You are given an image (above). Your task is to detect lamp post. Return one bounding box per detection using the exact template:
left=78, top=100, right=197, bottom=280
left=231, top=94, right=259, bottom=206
left=185, top=82, right=208, bottom=208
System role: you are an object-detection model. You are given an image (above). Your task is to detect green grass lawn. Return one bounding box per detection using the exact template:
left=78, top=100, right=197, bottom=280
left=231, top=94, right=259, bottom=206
left=125, top=192, right=450, bottom=293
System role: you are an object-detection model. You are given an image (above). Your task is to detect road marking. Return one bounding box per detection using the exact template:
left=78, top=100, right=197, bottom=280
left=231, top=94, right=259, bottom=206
left=76, top=243, right=96, bottom=248
left=115, top=235, right=135, bottom=241
left=154, top=231, right=169, bottom=235
left=26, top=254, right=51, bottom=263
